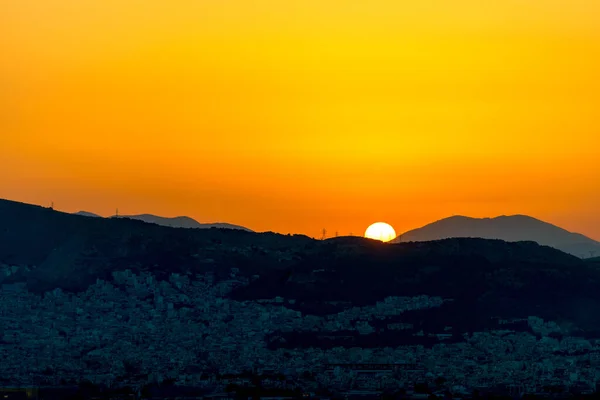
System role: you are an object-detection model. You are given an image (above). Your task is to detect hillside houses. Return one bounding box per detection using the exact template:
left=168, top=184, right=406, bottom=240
left=1, top=270, right=600, bottom=395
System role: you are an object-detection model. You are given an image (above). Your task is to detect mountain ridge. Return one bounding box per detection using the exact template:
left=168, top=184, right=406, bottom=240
left=71, top=210, right=252, bottom=231
left=113, top=213, right=252, bottom=231
left=73, top=210, right=102, bottom=218
left=0, top=197, right=584, bottom=295
left=392, top=214, right=600, bottom=258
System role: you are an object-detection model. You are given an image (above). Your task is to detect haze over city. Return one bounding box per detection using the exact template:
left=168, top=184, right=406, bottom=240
left=2, top=0, right=599, bottom=239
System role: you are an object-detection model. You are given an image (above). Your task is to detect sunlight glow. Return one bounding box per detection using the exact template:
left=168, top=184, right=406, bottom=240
left=1, top=0, right=600, bottom=239
left=364, top=222, right=396, bottom=242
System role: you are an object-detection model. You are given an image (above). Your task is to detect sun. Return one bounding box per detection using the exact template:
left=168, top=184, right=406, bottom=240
left=364, top=222, right=396, bottom=242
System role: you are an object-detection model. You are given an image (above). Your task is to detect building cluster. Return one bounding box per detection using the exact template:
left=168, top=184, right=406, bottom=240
left=1, top=266, right=600, bottom=397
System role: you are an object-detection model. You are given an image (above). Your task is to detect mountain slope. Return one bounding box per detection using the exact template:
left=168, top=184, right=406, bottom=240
left=0, top=198, right=297, bottom=292
left=392, top=215, right=600, bottom=258
left=74, top=211, right=102, bottom=218
left=114, top=213, right=252, bottom=231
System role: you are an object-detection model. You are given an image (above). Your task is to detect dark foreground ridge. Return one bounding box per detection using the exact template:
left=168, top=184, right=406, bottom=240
left=2, top=198, right=600, bottom=397
left=0, top=198, right=311, bottom=293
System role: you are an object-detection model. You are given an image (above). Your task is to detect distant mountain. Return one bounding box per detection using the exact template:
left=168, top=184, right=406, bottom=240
left=392, top=215, right=600, bottom=258
left=113, top=214, right=252, bottom=232
left=70, top=210, right=251, bottom=231
left=73, top=211, right=102, bottom=218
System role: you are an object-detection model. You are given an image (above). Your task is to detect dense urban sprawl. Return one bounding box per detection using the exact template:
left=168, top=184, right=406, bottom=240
left=2, top=263, right=600, bottom=397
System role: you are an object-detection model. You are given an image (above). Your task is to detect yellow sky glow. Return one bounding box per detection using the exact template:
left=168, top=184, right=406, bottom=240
left=1, top=0, right=599, bottom=239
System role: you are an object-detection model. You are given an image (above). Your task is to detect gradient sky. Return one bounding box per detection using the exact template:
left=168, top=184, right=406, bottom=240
left=1, top=0, right=600, bottom=239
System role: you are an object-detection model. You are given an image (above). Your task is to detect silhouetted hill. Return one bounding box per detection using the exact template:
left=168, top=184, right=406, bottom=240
left=74, top=211, right=102, bottom=218
left=586, top=256, right=600, bottom=266
left=392, top=215, right=600, bottom=258
left=3, top=197, right=600, bottom=337
left=0, top=198, right=308, bottom=293
left=113, top=213, right=252, bottom=231
left=234, top=237, right=600, bottom=347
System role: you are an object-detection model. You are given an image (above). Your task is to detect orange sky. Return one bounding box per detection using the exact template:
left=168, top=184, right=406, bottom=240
left=1, top=0, right=600, bottom=239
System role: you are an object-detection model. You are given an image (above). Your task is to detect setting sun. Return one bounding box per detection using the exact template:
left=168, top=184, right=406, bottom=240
left=364, top=222, right=396, bottom=242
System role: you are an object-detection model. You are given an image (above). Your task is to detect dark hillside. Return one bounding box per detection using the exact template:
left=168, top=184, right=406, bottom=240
left=0, top=199, right=312, bottom=293
left=232, top=238, right=600, bottom=336
left=2, top=198, right=600, bottom=338
left=232, top=237, right=582, bottom=304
